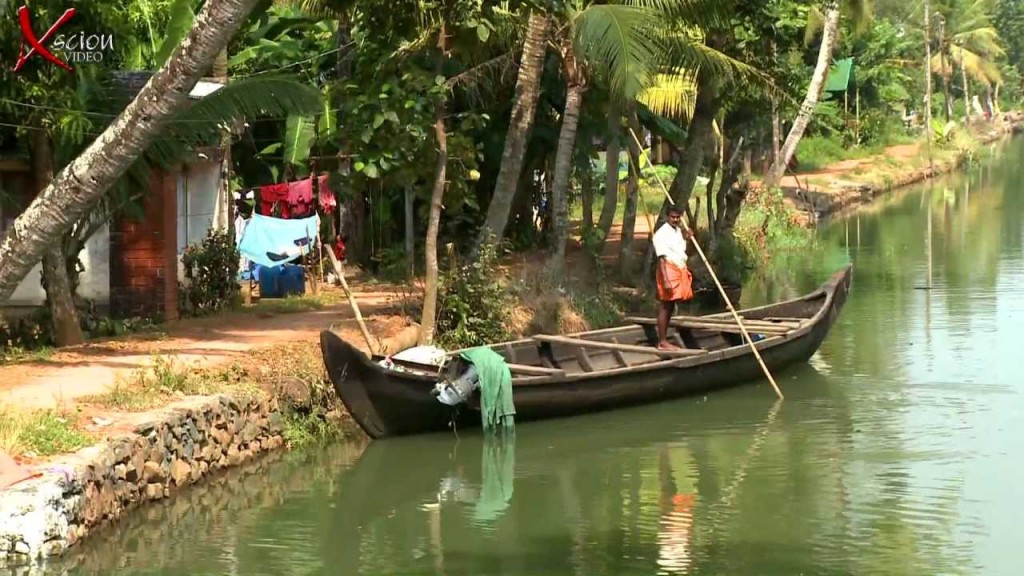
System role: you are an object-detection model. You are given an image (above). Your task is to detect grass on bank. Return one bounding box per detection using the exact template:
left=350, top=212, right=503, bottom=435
left=0, top=408, right=92, bottom=458
left=78, top=343, right=348, bottom=447
left=1, top=346, right=55, bottom=365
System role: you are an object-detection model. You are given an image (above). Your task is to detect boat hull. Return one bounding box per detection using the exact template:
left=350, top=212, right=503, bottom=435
left=322, top=265, right=853, bottom=439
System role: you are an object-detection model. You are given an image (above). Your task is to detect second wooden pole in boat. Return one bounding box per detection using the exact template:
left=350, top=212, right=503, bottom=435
left=627, top=128, right=783, bottom=399
left=325, top=246, right=378, bottom=355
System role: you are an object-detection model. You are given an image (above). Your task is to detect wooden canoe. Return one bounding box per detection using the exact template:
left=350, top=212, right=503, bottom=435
left=320, top=264, right=853, bottom=439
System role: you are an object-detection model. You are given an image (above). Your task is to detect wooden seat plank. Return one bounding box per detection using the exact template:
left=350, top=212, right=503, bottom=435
left=507, top=363, right=565, bottom=376
left=532, top=334, right=704, bottom=357
left=624, top=316, right=794, bottom=335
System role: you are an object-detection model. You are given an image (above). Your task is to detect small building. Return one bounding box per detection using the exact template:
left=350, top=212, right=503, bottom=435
left=0, top=74, right=230, bottom=322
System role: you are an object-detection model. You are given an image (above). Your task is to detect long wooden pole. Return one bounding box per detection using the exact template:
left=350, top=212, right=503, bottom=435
left=628, top=128, right=783, bottom=399
left=325, top=246, right=378, bottom=354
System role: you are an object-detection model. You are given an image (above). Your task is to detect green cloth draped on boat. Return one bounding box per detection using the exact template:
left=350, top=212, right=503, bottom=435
left=459, top=347, right=515, bottom=433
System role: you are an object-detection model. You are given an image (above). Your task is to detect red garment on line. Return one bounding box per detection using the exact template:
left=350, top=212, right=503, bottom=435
left=288, top=178, right=314, bottom=204
left=287, top=178, right=315, bottom=217
left=259, top=183, right=288, bottom=215
left=260, top=175, right=340, bottom=218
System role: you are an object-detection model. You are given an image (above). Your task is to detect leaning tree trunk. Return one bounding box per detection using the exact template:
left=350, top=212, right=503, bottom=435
left=478, top=11, right=550, bottom=247
left=596, top=104, right=621, bottom=252
left=764, top=0, right=841, bottom=189
left=545, top=38, right=585, bottom=277
left=418, top=27, right=449, bottom=347
left=0, top=0, right=260, bottom=305
left=29, top=131, right=84, bottom=347
left=418, top=112, right=447, bottom=346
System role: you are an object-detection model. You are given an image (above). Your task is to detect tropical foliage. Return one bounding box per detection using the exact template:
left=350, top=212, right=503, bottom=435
left=0, top=0, right=1022, bottom=348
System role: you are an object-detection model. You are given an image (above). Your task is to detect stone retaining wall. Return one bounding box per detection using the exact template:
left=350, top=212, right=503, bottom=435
left=0, top=393, right=284, bottom=569
left=30, top=443, right=365, bottom=576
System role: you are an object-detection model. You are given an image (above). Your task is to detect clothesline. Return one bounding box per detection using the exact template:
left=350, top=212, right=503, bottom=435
left=234, top=172, right=338, bottom=220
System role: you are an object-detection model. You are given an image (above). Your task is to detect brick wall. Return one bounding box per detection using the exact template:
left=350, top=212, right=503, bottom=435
left=109, top=168, right=179, bottom=321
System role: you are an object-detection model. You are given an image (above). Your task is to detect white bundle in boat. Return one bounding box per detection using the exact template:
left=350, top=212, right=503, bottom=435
left=392, top=345, right=448, bottom=366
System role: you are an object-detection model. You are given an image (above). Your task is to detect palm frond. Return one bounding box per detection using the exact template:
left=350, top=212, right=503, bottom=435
left=660, top=35, right=784, bottom=101
left=163, top=76, right=322, bottom=149
left=637, top=72, right=697, bottom=120
left=929, top=52, right=955, bottom=77
left=446, top=52, right=519, bottom=107
left=574, top=4, right=661, bottom=101
left=952, top=27, right=1003, bottom=57
left=951, top=46, right=1002, bottom=85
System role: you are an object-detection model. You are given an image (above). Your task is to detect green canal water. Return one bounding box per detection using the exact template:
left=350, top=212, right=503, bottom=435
left=56, top=139, right=1024, bottom=575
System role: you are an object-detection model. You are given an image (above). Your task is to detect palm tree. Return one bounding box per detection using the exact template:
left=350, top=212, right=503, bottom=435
left=543, top=0, right=754, bottom=274
left=478, top=11, right=551, bottom=247
left=764, top=0, right=872, bottom=189
left=931, top=0, right=1004, bottom=122
left=0, top=0, right=269, bottom=306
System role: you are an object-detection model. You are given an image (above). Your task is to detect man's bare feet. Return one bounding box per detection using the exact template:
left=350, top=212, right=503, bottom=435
left=656, top=341, right=682, bottom=351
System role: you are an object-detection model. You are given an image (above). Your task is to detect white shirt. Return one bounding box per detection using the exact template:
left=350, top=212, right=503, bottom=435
left=653, top=222, right=687, bottom=268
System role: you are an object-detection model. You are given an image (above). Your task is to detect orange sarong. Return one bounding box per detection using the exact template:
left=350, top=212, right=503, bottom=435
left=656, top=261, right=693, bottom=302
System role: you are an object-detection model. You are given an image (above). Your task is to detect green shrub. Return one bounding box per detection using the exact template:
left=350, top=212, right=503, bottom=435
left=435, top=240, right=512, bottom=349
left=794, top=136, right=848, bottom=171
left=180, top=229, right=240, bottom=317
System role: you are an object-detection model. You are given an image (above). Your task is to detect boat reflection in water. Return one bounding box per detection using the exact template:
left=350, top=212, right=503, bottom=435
left=325, top=370, right=835, bottom=576
left=55, top=365, right=860, bottom=576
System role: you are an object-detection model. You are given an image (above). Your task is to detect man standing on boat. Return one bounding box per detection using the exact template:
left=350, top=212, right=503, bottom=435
left=653, top=206, right=694, bottom=351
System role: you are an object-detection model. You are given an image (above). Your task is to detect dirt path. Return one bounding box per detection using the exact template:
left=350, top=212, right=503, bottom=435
left=0, top=289, right=405, bottom=412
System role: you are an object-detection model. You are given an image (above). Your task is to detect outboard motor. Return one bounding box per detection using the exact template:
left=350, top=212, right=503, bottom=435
left=431, top=356, right=479, bottom=406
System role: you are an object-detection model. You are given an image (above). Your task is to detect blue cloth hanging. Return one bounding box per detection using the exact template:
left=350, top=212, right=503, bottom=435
left=237, top=213, right=320, bottom=268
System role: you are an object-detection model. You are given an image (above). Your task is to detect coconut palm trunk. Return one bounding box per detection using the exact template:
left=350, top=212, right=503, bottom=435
left=0, top=0, right=260, bottom=305
left=764, top=0, right=841, bottom=189
left=546, top=37, right=585, bottom=276
left=30, top=131, right=85, bottom=346
left=596, top=105, right=621, bottom=251
left=479, top=11, right=550, bottom=247
left=617, top=107, right=641, bottom=277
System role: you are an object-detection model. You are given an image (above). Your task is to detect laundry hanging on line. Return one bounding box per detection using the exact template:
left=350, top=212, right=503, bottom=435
left=237, top=213, right=321, bottom=268
left=258, top=174, right=338, bottom=219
